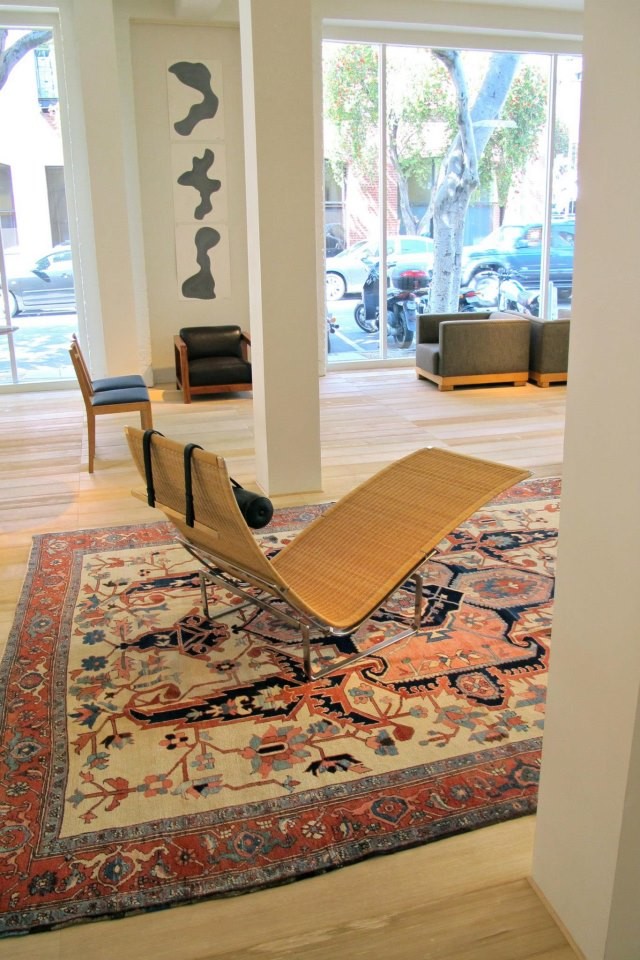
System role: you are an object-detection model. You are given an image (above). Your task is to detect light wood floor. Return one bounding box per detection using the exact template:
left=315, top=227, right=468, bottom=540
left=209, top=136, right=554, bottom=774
left=0, top=371, right=576, bottom=960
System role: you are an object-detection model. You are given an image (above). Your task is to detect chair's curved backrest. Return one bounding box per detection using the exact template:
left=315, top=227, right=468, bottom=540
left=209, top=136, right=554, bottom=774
left=179, top=326, right=244, bottom=360
left=70, top=334, right=95, bottom=391
left=125, top=427, right=278, bottom=587
left=69, top=337, right=94, bottom=406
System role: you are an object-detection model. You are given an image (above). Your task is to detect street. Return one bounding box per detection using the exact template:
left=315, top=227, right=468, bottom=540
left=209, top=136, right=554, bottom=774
left=0, top=296, right=417, bottom=387
left=0, top=311, right=77, bottom=384
left=327, top=295, right=417, bottom=361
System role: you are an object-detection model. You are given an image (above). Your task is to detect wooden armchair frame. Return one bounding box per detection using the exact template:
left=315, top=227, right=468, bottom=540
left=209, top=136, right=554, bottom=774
left=174, top=326, right=252, bottom=403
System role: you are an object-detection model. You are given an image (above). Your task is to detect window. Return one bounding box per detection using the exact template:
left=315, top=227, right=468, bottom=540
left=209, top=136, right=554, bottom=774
left=323, top=43, right=582, bottom=363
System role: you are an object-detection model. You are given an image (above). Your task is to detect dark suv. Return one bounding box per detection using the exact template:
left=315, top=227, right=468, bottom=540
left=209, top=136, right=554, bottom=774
left=461, top=219, right=575, bottom=299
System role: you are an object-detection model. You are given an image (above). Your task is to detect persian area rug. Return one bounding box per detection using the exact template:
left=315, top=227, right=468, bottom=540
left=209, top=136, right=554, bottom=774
left=0, top=477, right=560, bottom=936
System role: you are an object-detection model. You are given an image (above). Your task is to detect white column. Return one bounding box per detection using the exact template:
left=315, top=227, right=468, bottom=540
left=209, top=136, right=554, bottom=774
left=65, top=0, right=148, bottom=379
left=532, top=1, right=640, bottom=956
left=238, top=0, right=322, bottom=495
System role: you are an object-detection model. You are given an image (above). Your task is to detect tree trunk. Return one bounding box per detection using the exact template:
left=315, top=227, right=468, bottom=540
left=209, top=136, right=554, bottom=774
left=388, top=117, right=417, bottom=233
left=428, top=50, right=520, bottom=312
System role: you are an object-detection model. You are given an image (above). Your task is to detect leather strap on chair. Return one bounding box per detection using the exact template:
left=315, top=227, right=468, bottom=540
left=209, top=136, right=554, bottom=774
left=142, top=429, right=165, bottom=506
left=142, top=432, right=272, bottom=531
left=183, top=442, right=203, bottom=527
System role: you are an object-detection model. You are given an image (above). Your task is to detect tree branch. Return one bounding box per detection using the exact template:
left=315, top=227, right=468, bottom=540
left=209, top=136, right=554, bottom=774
left=0, top=30, right=53, bottom=92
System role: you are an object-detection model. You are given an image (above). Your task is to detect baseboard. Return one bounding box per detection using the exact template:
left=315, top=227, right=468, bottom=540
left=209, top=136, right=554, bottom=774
left=527, top=876, right=587, bottom=959
left=152, top=366, right=175, bottom=386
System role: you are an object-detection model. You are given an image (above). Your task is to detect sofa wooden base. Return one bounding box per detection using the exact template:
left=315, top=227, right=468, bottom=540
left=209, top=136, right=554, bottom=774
left=528, top=370, right=568, bottom=387
left=416, top=367, right=528, bottom=392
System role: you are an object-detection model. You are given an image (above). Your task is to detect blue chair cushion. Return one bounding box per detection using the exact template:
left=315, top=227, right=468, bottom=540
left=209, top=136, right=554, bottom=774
left=92, top=374, right=146, bottom=392
left=91, top=386, right=150, bottom=407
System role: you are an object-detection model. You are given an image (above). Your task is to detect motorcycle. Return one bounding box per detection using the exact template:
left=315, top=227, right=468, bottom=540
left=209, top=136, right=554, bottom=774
left=353, top=259, right=431, bottom=348
left=472, top=267, right=540, bottom=316
left=353, top=261, right=498, bottom=340
left=455, top=284, right=488, bottom=312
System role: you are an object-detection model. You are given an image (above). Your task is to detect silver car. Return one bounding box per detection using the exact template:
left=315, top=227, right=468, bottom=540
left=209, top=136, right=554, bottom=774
left=325, top=234, right=434, bottom=301
left=7, top=244, right=76, bottom=316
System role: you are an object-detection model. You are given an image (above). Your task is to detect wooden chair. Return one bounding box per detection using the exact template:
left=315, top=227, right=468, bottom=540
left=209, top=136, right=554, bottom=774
left=69, top=338, right=153, bottom=473
left=125, top=427, right=528, bottom=680
left=174, top=325, right=252, bottom=403
left=70, top=333, right=147, bottom=392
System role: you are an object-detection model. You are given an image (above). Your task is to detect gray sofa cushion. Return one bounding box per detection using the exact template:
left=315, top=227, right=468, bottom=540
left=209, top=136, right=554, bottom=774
left=529, top=318, right=570, bottom=373
left=438, top=318, right=529, bottom=377
left=415, top=342, right=440, bottom=375
left=417, top=311, right=492, bottom=344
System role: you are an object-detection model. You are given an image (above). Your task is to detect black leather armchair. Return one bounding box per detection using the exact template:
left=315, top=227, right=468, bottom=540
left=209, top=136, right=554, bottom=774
left=174, top=325, right=252, bottom=403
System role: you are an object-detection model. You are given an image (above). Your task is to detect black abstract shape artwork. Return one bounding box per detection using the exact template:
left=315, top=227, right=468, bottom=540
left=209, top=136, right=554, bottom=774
left=177, top=149, right=221, bottom=220
left=182, top=226, right=221, bottom=300
left=169, top=61, right=219, bottom=136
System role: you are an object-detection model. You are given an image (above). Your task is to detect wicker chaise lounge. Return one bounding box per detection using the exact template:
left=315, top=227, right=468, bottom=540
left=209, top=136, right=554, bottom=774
left=125, top=427, right=529, bottom=680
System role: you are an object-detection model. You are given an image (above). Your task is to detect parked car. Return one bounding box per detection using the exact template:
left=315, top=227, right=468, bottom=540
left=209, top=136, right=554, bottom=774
left=460, top=219, right=575, bottom=300
left=6, top=244, right=76, bottom=316
left=325, top=234, right=434, bottom=301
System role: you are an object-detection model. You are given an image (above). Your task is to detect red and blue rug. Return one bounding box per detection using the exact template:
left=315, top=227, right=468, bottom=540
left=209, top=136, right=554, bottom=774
left=0, top=476, right=559, bottom=936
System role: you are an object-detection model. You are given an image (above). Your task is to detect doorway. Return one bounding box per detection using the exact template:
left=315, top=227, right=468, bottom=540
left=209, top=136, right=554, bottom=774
left=0, top=26, right=76, bottom=385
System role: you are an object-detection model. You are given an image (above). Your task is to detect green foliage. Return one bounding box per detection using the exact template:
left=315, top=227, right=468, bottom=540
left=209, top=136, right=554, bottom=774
left=478, top=64, right=548, bottom=209
left=390, top=59, right=457, bottom=183
left=323, top=44, right=457, bottom=187
left=554, top=119, right=570, bottom=158
left=323, top=44, right=379, bottom=180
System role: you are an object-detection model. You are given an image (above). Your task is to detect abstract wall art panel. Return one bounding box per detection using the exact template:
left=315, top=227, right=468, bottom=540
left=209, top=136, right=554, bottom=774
left=168, top=58, right=229, bottom=300
left=167, top=59, right=225, bottom=142
left=175, top=222, right=231, bottom=301
left=171, top=142, right=229, bottom=223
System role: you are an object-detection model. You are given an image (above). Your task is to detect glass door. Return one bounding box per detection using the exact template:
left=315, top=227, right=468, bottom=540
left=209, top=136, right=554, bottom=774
left=0, top=27, right=76, bottom=385
left=323, top=40, right=582, bottom=365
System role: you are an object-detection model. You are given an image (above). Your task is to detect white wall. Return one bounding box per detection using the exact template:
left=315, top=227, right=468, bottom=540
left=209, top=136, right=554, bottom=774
left=532, top=0, right=640, bottom=956
left=61, top=0, right=149, bottom=379
left=129, top=17, right=249, bottom=380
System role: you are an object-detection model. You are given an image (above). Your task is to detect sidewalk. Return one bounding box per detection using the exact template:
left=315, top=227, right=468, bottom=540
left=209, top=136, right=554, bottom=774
left=0, top=312, right=77, bottom=385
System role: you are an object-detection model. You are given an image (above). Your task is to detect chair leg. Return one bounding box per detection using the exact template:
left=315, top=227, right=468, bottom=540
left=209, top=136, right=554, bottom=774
left=87, top=413, right=96, bottom=474
left=140, top=403, right=153, bottom=431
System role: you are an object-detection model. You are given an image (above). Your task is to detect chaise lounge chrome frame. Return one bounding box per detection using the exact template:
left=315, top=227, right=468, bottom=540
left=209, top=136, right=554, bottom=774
left=178, top=536, right=429, bottom=680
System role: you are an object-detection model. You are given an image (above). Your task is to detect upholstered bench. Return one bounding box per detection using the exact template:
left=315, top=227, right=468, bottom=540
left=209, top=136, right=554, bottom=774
left=528, top=317, right=570, bottom=386
left=415, top=310, right=530, bottom=391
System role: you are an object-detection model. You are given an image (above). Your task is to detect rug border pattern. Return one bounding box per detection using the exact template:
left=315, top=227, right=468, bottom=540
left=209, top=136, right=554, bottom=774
left=0, top=477, right=559, bottom=936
